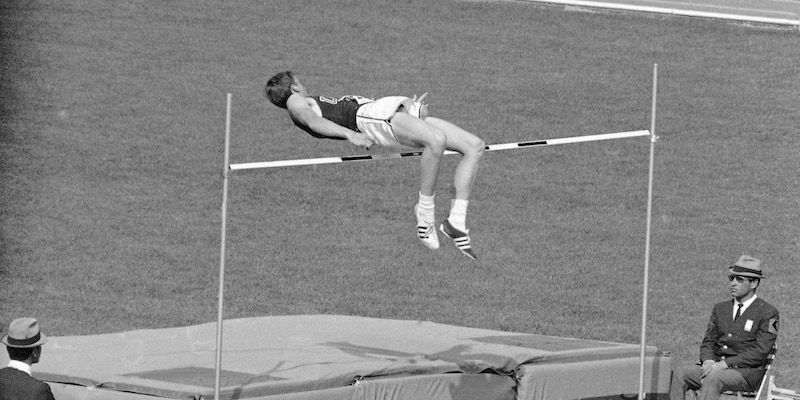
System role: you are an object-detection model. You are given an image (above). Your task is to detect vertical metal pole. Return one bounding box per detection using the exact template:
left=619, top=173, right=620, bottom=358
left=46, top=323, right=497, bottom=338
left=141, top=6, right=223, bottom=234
left=638, top=64, right=658, bottom=400
left=215, top=93, right=232, bottom=400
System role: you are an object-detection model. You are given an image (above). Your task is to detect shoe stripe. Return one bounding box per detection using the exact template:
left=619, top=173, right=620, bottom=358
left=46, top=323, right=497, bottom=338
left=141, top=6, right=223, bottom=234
left=417, top=224, right=440, bottom=250
left=418, top=225, right=434, bottom=239
left=439, top=222, right=476, bottom=259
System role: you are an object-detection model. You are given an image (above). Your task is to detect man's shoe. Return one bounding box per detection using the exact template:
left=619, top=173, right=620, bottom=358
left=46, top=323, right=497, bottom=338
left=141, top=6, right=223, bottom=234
left=439, top=220, right=477, bottom=260
left=417, top=223, right=440, bottom=250
left=414, top=205, right=439, bottom=250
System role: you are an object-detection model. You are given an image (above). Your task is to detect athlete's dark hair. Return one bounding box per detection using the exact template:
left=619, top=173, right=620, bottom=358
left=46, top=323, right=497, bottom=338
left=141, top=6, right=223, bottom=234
left=265, top=71, right=295, bottom=109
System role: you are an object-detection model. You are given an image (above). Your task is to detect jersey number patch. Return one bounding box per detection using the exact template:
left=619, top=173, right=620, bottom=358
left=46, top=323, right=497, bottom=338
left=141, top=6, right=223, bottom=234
left=318, top=96, right=338, bottom=105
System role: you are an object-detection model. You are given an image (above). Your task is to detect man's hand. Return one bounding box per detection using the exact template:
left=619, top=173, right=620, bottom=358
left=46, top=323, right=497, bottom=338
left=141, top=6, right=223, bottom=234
left=412, top=93, right=430, bottom=119
left=700, top=360, right=728, bottom=378
left=348, top=132, right=374, bottom=149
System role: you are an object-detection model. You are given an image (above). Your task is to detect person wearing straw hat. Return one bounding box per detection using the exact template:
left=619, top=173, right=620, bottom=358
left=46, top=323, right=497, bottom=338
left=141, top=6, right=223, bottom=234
left=0, top=318, right=56, bottom=400
left=264, top=71, right=484, bottom=260
left=669, top=255, right=779, bottom=400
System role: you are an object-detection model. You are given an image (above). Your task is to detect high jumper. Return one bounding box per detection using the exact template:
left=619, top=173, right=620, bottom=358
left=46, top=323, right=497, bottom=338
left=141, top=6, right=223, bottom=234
left=264, top=71, right=484, bottom=260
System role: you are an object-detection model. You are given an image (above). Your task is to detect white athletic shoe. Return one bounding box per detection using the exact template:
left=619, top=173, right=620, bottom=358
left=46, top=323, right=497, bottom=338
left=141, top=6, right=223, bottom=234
left=417, top=223, right=440, bottom=250
left=414, top=205, right=439, bottom=250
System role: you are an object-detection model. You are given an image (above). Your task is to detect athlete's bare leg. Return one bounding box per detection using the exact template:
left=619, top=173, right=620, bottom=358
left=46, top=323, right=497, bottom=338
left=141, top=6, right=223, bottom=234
left=389, top=112, right=447, bottom=197
left=424, top=117, right=484, bottom=200
left=390, top=112, right=483, bottom=259
left=389, top=112, right=447, bottom=250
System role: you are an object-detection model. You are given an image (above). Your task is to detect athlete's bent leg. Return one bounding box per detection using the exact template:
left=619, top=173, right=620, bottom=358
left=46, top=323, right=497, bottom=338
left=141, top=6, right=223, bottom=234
left=420, top=117, right=483, bottom=260
left=423, top=117, right=484, bottom=201
left=390, top=112, right=447, bottom=250
left=390, top=113, right=447, bottom=197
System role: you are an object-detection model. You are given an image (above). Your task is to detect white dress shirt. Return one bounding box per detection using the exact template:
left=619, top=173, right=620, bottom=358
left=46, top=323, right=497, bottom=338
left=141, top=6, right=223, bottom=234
left=7, top=360, right=32, bottom=375
left=734, top=294, right=758, bottom=320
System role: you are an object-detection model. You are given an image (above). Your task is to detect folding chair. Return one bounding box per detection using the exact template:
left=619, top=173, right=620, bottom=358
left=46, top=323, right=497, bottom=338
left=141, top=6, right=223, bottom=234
left=767, top=375, right=800, bottom=400
left=720, top=343, right=777, bottom=400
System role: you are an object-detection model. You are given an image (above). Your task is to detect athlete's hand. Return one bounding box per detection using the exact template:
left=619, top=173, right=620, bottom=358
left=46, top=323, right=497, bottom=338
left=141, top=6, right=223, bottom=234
left=349, top=132, right=374, bottom=150
left=412, top=93, right=430, bottom=119
left=418, top=103, right=430, bottom=119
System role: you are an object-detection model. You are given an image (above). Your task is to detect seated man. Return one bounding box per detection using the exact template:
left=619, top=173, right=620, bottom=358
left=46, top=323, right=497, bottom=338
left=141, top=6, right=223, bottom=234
left=670, top=255, right=779, bottom=400
left=1, top=318, right=56, bottom=400
left=264, top=71, right=485, bottom=259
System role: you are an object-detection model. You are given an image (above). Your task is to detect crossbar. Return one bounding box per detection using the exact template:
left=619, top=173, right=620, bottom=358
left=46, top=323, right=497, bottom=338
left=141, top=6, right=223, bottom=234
left=229, top=130, right=650, bottom=170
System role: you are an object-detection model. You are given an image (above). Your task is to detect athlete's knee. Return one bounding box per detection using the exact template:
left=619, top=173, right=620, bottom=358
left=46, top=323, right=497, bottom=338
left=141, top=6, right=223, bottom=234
left=463, top=135, right=485, bottom=158
left=472, top=137, right=486, bottom=157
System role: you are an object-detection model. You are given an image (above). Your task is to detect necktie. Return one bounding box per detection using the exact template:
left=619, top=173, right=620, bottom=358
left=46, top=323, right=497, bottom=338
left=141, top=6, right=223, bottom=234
left=734, top=303, right=743, bottom=322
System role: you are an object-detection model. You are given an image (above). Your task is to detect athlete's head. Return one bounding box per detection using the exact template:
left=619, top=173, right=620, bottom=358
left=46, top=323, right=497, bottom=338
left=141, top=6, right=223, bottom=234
left=265, top=71, right=299, bottom=109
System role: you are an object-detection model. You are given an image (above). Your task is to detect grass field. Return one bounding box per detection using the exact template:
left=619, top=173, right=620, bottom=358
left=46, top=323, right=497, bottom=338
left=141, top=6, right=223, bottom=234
left=2, top=0, right=799, bottom=392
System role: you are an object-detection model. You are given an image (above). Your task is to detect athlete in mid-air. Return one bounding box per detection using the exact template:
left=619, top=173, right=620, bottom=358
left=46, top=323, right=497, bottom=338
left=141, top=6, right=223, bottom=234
left=264, top=71, right=484, bottom=260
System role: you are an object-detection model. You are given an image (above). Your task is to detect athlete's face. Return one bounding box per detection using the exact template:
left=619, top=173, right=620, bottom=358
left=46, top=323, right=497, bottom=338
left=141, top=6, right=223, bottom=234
left=291, top=78, right=308, bottom=97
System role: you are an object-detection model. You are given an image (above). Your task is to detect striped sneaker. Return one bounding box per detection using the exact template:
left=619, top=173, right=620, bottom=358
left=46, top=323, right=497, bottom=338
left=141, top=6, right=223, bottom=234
left=417, top=223, right=440, bottom=250
left=439, top=220, right=477, bottom=260
left=415, top=206, right=439, bottom=250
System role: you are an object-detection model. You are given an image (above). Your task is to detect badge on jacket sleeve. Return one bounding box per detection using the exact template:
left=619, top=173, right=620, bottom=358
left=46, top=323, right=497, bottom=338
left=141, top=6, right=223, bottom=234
left=744, top=320, right=754, bottom=332
left=768, top=318, right=779, bottom=334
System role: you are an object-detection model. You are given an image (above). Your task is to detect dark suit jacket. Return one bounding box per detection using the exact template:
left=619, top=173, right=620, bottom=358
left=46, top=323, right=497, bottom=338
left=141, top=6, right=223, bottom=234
left=0, top=367, right=56, bottom=400
left=699, top=297, right=779, bottom=389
